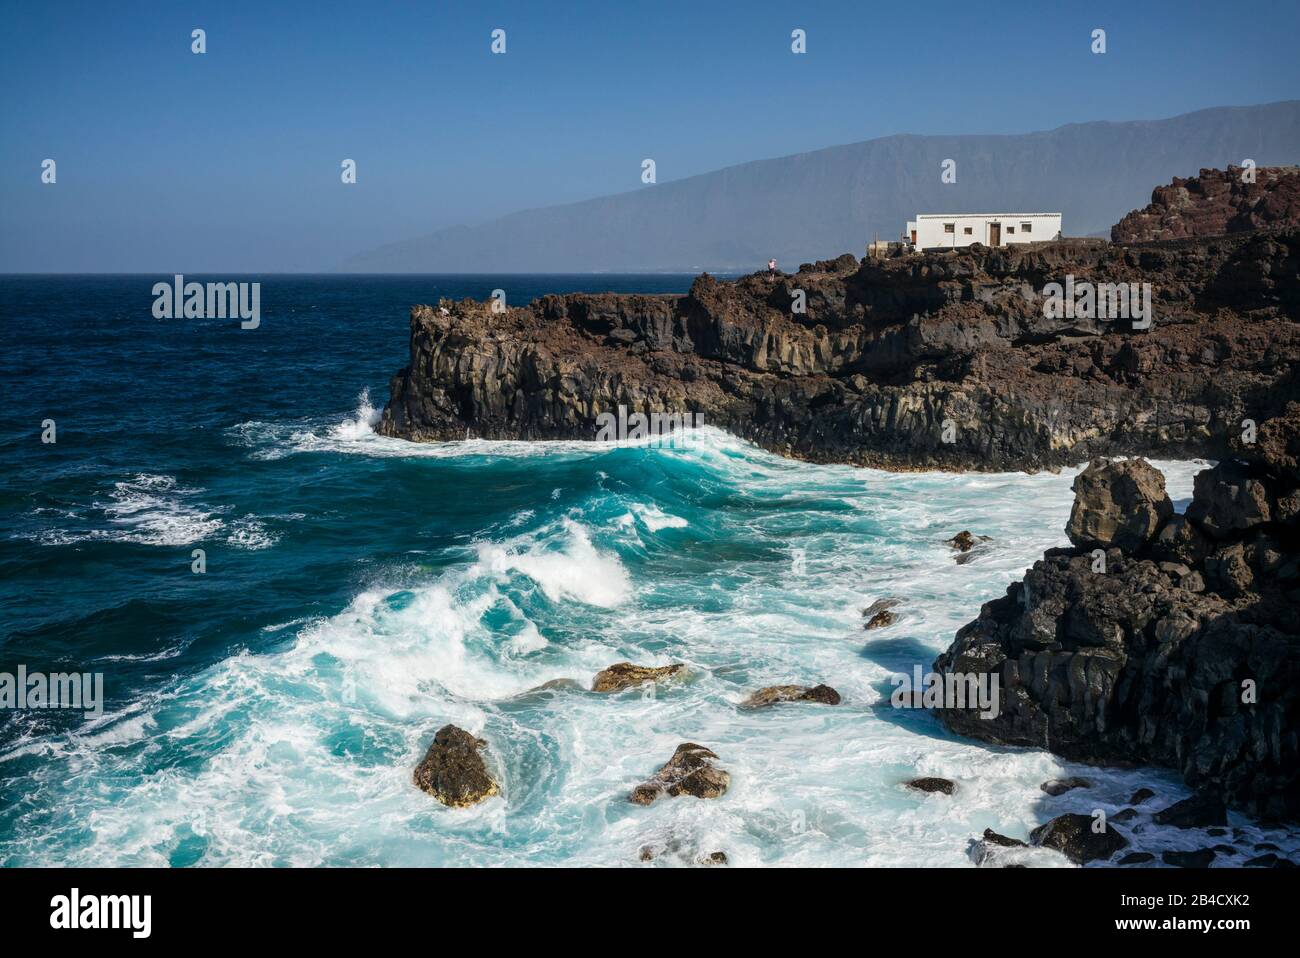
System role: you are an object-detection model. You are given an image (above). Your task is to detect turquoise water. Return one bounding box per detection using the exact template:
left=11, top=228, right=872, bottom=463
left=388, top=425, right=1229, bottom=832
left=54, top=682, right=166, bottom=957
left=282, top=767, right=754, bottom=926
left=1, top=276, right=1292, bottom=866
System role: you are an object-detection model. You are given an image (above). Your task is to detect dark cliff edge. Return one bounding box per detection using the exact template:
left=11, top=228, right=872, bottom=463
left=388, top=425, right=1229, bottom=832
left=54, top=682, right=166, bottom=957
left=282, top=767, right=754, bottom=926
left=380, top=228, right=1300, bottom=472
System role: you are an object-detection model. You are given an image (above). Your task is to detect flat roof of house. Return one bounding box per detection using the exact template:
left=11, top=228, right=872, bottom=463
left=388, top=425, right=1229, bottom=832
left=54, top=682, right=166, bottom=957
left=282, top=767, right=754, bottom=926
left=915, top=213, right=1061, bottom=218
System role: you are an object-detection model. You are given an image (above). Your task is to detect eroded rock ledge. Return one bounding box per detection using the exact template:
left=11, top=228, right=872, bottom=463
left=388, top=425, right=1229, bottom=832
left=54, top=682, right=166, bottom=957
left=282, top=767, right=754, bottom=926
left=380, top=228, right=1300, bottom=471
left=933, top=406, right=1300, bottom=821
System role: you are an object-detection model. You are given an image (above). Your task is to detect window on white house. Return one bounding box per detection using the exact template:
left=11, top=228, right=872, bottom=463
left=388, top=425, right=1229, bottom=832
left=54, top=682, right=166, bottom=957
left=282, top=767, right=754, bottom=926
left=1007, top=226, right=1015, bottom=234
left=1021, top=223, right=1032, bottom=232
left=943, top=223, right=955, bottom=233
left=963, top=227, right=972, bottom=235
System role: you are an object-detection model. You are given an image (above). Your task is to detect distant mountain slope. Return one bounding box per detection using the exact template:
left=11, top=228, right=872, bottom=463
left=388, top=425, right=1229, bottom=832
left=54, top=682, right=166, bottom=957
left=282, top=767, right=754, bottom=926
left=346, top=101, right=1300, bottom=273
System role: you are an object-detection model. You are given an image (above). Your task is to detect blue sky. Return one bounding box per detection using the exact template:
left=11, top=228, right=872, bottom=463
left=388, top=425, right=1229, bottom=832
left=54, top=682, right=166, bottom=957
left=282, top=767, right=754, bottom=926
left=2, top=0, right=1298, bottom=271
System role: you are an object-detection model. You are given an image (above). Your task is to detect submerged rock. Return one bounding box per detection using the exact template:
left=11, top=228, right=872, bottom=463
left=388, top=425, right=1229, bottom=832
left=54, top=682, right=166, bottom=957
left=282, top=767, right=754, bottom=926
left=629, top=743, right=730, bottom=806
left=1029, top=813, right=1129, bottom=864
left=1129, top=788, right=1156, bottom=805
left=740, top=684, right=841, bottom=708
left=970, top=829, right=1030, bottom=867
left=591, top=662, right=688, bottom=693
left=947, top=531, right=992, bottom=560
left=1041, top=777, right=1092, bottom=797
left=905, top=777, right=956, bottom=795
left=862, top=597, right=902, bottom=618
left=517, top=677, right=584, bottom=699
left=413, top=725, right=500, bottom=808
left=637, top=838, right=728, bottom=866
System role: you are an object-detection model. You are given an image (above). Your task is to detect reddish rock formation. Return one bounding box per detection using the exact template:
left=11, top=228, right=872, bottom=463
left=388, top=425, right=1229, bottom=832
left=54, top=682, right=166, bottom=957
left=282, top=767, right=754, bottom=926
left=1112, top=166, right=1300, bottom=244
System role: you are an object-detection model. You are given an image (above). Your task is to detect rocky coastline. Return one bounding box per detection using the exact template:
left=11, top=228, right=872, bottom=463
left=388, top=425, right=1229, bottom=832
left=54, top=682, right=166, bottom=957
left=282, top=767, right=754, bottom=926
left=387, top=171, right=1300, bottom=843
left=934, top=409, right=1300, bottom=823
left=380, top=221, right=1299, bottom=473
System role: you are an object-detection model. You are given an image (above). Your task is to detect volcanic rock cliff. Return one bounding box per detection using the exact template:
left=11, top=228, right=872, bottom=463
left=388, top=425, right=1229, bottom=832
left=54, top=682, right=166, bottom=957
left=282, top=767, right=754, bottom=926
left=380, top=229, right=1300, bottom=471
left=1112, top=166, right=1300, bottom=244
left=378, top=176, right=1300, bottom=824
left=933, top=407, right=1300, bottom=821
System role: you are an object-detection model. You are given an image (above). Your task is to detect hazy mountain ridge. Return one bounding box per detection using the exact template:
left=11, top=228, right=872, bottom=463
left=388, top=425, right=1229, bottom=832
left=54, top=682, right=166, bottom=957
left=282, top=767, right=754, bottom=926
left=346, top=102, right=1300, bottom=273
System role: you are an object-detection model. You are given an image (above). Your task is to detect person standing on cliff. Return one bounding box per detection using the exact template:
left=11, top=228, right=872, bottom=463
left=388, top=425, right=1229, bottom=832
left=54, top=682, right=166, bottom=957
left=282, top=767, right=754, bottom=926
left=767, top=258, right=777, bottom=279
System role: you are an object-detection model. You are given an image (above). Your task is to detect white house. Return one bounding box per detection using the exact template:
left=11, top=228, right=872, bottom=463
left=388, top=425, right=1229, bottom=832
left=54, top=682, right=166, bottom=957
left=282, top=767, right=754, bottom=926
left=905, top=213, right=1062, bottom=251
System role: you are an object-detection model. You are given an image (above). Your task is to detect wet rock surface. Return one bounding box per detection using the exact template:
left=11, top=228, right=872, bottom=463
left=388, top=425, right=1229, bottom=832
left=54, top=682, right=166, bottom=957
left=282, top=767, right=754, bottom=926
left=947, top=531, right=989, bottom=552
left=935, top=411, right=1300, bottom=821
left=413, top=725, right=500, bottom=808
left=1041, top=777, right=1092, bottom=797
left=862, top=598, right=902, bottom=618
left=905, top=777, right=956, bottom=795
left=739, top=684, right=841, bottom=708
left=629, top=743, right=730, bottom=806
left=637, top=838, right=728, bottom=866
left=591, top=662, right=688, bottom=693
left=969, top=828, right=1031, bottom=867
left=1030, top=813, right=1130, bottom=864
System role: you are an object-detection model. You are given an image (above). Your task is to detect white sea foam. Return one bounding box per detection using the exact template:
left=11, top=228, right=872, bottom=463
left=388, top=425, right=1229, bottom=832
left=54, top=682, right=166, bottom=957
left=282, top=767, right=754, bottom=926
left=17, top=474, right=300, bottom=551
left=228, top=516, right=278, bottom=550
left=478, top=519, right=632, bottom=608
left=328, top=388, right=383, bottom=441
left=3, top=435, right=1291, bottom=868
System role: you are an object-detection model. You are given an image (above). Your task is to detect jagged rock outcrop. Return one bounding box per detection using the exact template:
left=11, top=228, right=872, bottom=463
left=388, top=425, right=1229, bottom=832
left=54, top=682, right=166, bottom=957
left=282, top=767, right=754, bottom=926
left=413, top=725, right=500, bottom=807
left=1113, top=167, right=1300, bottom=244
left=934, top=406, right=1300, bottom=820
left=380, top=229, right=1300, bottom=472
left=1066, top=458, right=1173, bottom=551
left=629, top=743, right=730, bottom=806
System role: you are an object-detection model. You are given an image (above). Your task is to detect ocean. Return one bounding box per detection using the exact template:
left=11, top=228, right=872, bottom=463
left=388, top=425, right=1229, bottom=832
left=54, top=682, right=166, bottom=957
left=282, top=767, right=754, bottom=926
left=0, top=275, right=1293, bottom=866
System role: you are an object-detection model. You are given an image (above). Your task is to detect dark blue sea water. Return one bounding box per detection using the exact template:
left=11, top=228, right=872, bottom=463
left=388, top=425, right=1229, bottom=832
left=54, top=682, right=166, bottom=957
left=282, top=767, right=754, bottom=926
left=0, top=275, right=1290, bottom=866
